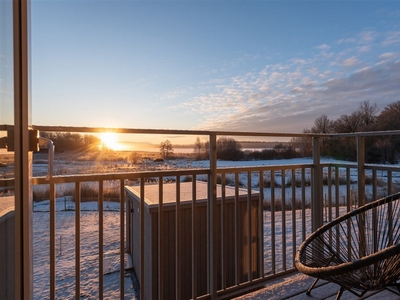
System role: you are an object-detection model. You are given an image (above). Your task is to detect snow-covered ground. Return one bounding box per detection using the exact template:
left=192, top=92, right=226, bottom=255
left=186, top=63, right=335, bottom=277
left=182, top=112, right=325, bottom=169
left=33, top=201, right=138, bottom=300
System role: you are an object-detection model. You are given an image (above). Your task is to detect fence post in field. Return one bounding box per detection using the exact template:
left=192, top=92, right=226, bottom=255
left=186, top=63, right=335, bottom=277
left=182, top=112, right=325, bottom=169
left=208, top=133, right=217, bottom=299
left=312, top=136, right=323, bottom=232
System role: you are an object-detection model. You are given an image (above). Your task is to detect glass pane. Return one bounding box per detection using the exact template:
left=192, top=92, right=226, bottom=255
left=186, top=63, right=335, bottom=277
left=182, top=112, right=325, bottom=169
left=0, top=0, right=14, bottom=193
left=0, top=0, right=15, bottom=298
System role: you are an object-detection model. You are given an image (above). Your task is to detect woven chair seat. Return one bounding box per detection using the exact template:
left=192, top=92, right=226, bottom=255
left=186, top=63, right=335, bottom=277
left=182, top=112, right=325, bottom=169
left=295, top=192, right=400, bottom=298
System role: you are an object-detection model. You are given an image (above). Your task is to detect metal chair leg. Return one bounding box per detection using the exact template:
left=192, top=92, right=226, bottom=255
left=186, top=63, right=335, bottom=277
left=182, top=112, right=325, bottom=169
left=306, top=277, right=319, bottom=296
left=335, top=287, right=345, bottom=300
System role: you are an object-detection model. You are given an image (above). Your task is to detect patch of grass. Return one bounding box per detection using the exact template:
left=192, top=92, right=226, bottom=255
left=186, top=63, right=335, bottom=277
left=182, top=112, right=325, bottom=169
left=255, top=177, right=282, bottom=188
left=33, top=182, right=121, bottom=202
left=285, top=176, right=311, bottom=187
left=181, top=175, right=193, bottom=182
left=322, top=175, right=354, bottom=185
left=263, top=198, right=311, bottom=211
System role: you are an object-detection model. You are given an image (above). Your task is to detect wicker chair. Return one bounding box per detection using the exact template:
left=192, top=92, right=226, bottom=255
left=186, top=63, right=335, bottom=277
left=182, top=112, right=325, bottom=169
left=295, top=192, right=400, bottom=300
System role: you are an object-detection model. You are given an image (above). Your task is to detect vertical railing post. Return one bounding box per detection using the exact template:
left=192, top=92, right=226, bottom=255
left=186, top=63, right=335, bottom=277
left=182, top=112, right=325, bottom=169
left=357, top=136, right=366, bottom=257
left=13, top=0, right=33, bottom=298
left=312, top=136, right=323, bottom=232
left=357, top=136, right=366, bottom=207
left=208, top=133, right=217, bottom=299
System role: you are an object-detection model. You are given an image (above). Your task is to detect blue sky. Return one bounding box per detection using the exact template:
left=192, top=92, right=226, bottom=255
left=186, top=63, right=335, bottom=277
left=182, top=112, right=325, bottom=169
left=30, top=0, right=400, bottom=136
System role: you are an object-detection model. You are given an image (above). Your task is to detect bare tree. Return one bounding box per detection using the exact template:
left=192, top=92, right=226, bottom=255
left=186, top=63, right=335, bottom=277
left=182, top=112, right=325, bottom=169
left=311, top=115, right=333, bottom=133
left=194, top=137, right=203, bottom=159
left=358, top=100, right=378, bottom=129
left=160, top=140, right=174, bottom=158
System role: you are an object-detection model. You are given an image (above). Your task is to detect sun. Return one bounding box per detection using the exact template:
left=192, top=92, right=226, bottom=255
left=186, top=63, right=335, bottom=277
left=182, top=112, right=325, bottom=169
left=100, top=133, right=120, bottom=151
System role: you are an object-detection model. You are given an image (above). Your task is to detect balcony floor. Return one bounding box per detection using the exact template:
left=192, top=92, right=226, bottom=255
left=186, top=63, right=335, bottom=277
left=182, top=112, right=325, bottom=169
left=235, top=272, right=400, bottom=300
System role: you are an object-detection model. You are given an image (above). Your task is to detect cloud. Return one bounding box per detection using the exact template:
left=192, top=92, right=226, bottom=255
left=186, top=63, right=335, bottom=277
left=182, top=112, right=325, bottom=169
left=316, top=44, right=330, bottom=50
left=358, top=31, right=376, bottom=43
left=357, top=45, right=371, bottom=53
left=341, top=56, right=360, bottom=67
left=382, top=31, right=400, bottom=46
left=191, top=58, right=400, bottom=133
left=338, top=37, right=357, bottom=44
left=169, top=27, right=400, bottom=133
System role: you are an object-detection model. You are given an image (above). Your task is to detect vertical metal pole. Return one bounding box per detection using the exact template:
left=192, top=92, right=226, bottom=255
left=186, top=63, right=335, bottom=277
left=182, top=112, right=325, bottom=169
left=13, top=0, right=33, bottom=298
left=312, top=137, right=322, bottom=232
left=75, top=182, right=81, bottom=300
left=140, top=179, right=145, bottom=300
left=191, top=179, right=197, bottom=299
left=50, top=183, right=56, bottom=300
left=221, top=173, right=226, bottom=289
left=281, top=169, right=286, bottom=270
left=208, top=134, right=217, bottom=299
left=99, top=181, right=104, bottom=300
left=75, top=182, right=81, bottom=299
left=158, top=177, right=163, bottom=300
left=175, top=178, right=181, bottom=300
left=119, top=179, right=125, bottom=300
left=357, top=136, right=365, bottom=207
left=247, top=171, right=252, bottom=281
left=258, top=171, right=264, bottom=278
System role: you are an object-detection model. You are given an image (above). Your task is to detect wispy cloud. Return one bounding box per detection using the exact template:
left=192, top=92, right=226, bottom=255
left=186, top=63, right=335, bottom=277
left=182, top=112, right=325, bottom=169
left=341, top=56, right=360, bottom=67
left=168, top=27, right=400, bottom=133
left=382, top=30, right=400, bottom=46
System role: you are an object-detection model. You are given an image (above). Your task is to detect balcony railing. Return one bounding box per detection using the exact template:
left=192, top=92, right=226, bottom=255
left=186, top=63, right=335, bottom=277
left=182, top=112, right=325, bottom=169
left=3, top=125, right=400, bottom=299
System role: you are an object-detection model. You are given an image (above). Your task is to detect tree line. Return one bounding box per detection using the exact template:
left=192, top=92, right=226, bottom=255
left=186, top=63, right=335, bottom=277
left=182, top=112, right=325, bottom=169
left=193, top=136, right=298, bottom=161
left=290, top=100, right=400, bottom=163
left=192, top=100, right=400, bottom=163
left=39, top=132, right=102, bottom=152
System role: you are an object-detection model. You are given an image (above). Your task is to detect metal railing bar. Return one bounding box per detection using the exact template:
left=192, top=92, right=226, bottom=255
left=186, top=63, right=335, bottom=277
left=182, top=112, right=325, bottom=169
left=301, top=168, right=306, bottom=242
left=75, top=182, right=81, bottom=300
left=208, top=133, right=217, bottom=299
left=158, top=177, right=164, bottom=300
left=388, top=171, right=393, bottom=195
left=335, top=167, right=340, bottom=219
left=119, top=179, right=125, bottom=300
left=291, top=169, right=296, bottom=267
left=192, top=178, right=197, bottom=300
left=140, top=179, right=145, bottom=300
left=176, top=178, right=181, bottom=300
left=372, top=170, right=377, bottom=203
left=258, top=171, right=264, bottom=278
left=217, top=164, right=314, bottom=174
left=33, top=169, right=210, bottom=185
left=335, top=167, right=340, bottom=255
left=346, top=168, right=351, bottom=212
left=31, top=162, right=400, bottom=186
left=247, top=171, right=252, bottom=281
left=30, top=124, right=332, bottom=138
left=270, top=170, right=276, bottom=274
left=234, top=172, right=239, bottom=285
left=221, top=173, right=226, bottom=289
left=50, top=183, right=56, bottom=300
left=98, top=181, right=104, bottom=300
left=328, top=166, right=332, bottom=222
left=281, top=169, right=286, bottom=271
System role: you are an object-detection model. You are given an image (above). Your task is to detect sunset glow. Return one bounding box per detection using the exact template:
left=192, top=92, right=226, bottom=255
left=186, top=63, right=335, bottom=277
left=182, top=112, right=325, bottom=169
left=100, top=133, right=122, bottom=151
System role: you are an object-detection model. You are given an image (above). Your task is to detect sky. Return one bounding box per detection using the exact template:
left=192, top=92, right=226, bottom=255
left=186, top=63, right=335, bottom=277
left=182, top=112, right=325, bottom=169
left=26, top=1, right=400, bottom=139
